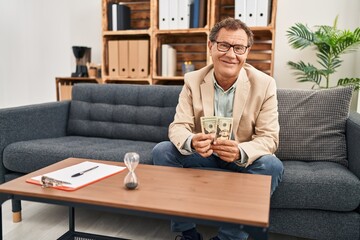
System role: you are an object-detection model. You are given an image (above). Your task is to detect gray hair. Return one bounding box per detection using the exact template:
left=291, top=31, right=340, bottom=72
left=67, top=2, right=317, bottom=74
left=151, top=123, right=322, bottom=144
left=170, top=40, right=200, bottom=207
left=209, top=17, right=254, bottom=47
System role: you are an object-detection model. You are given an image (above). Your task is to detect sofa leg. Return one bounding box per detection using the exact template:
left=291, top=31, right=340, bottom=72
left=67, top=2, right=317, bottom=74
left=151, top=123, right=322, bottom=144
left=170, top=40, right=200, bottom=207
left=12, top=211, right=22, bottom=223
left=11, top=199, right=22, bottom=223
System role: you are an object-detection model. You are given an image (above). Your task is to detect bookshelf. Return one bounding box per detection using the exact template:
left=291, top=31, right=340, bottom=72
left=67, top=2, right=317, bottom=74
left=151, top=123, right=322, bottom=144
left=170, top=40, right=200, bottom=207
left=101, top=0, right=277, bottom=85
left=55, top=77, right=102, bottom=101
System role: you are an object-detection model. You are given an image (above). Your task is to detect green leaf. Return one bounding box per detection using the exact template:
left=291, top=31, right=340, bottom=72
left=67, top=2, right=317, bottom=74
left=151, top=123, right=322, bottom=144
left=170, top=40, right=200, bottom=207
left=287, top=23, right=314, bottom=49
left=286, top=16, right=360, bottom=90
left=337, top=78, right=360, bottom=91
left=287, top=61, right=323, bottom=85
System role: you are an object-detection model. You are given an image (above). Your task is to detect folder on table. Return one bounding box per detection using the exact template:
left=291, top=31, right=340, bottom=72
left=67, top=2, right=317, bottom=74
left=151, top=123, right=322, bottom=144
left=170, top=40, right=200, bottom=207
left=108, top=40, right=119, bottom=76
left=128, top=40, right=139, bottom=78
left=235, top=0, right=246, bottom=23
left=26, top=161, right=126, bottom=191
left=246, top=0, right=257, bottom=26
left=138, top=40, right=149, bottom=77
left=177, top=0, right=191, bottom=29
left=256, top=0, right=271, bottom=26
left=118, top=40, right=129, bottom=77
left=159, top=0, right=169, bottom=30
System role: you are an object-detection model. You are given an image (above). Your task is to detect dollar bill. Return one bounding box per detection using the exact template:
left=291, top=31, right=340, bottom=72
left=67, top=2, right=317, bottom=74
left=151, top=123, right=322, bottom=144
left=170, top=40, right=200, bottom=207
left=200, top=116, right=217, bottom=134
left=215, top=117, right=233, bottom=140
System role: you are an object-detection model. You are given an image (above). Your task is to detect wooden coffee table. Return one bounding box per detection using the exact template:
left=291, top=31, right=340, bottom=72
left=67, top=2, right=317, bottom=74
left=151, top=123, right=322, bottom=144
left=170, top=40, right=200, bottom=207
left=0, top=158, right=271, bottom=240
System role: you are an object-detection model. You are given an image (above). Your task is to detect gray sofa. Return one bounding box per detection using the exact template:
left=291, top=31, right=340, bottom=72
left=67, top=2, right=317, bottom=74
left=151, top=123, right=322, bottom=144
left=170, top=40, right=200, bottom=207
left=0, top=83, right=359, bottom=240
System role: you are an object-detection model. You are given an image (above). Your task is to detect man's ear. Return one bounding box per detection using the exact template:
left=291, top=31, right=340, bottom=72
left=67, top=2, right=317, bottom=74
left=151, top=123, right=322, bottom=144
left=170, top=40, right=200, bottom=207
left=207, top=40, right=212, bottom=50
left=207, top=40, right=213, bottom=55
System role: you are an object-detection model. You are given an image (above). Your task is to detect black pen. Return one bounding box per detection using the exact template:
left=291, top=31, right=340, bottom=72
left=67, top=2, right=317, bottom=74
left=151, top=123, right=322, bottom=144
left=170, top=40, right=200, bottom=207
left=71, top=166, right=99, bottom=177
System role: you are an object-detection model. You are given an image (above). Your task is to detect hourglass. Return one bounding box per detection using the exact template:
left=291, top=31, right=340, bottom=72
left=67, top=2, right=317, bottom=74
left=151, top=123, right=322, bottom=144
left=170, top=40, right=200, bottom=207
left=124, top=152, right=140, bottom=190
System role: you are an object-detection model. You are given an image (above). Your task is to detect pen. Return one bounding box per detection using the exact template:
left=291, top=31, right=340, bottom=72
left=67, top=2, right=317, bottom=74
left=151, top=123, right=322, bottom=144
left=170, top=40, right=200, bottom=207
left=71, top=166, right=99, bottom=177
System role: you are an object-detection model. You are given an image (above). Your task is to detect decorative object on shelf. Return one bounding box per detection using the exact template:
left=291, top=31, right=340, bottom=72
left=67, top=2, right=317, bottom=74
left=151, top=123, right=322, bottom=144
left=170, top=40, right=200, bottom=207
left=86, top=63, right=102, bottom=78
left=71, top=46, right=91, bottom=77
left=287, top=16, right=360, bottom=90
left=182, top=61, right=195, bottom=74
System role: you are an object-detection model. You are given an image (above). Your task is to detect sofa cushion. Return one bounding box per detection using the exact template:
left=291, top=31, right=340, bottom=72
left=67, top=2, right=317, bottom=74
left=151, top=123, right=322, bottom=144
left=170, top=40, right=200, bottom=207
left=275, top=86, right=353, bottom=166
left=3, top=136, right=157, bottom=173
left=67, top=84, right=182, bottom=143
left=271, top=161, right=360, bottom=212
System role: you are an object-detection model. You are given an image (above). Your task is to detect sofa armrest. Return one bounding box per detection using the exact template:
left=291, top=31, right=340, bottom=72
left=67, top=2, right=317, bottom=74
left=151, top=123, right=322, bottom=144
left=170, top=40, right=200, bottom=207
left=346, top=111, right=360, bottom=180
left=0, top=101, right=70, bottom=182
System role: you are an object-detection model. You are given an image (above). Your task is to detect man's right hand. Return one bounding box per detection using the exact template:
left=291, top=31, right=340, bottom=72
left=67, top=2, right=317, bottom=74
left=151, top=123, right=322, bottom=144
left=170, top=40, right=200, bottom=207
left=191, top=133, right=215, bottom=158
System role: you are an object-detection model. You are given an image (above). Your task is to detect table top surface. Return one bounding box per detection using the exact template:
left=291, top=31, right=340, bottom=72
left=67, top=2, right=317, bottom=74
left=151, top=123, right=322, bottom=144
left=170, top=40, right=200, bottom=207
left=0, top=158, right=271, bottom=227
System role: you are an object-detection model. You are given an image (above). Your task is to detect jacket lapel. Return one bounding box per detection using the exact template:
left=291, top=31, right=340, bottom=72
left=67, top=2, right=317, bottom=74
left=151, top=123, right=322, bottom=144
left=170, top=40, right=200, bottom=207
left=200, top=69, right=215, bottom=117
left=233, top=68, right=250, bottom=137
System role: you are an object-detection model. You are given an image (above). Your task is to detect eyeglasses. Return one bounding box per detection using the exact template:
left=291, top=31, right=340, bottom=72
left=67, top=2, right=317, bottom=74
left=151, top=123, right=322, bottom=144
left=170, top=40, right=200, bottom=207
left=214, top=41, right=249, bottom=55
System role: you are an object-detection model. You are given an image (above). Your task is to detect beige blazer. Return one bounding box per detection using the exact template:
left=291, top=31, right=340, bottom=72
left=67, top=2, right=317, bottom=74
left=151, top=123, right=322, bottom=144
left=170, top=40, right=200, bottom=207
left=169, top=63, right=279, bottom=166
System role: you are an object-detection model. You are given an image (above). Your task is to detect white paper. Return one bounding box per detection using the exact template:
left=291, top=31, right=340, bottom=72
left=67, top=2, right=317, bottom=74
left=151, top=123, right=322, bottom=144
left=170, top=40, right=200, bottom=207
left=31, top=161, right=126, bottom=189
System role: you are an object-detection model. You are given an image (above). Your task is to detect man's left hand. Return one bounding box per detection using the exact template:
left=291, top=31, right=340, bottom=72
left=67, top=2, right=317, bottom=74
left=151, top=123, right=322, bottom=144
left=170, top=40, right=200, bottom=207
left=211, top=139, right=240, bottom=162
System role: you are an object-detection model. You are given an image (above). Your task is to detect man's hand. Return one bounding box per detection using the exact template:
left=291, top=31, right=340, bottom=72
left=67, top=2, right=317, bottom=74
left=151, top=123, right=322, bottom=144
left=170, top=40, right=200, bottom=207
left=191, top=133, right=214, bottom=158
left=211, top=139, right=240, bottom=162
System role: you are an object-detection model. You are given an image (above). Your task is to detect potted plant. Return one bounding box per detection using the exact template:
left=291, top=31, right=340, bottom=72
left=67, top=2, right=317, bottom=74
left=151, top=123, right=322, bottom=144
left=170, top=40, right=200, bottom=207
left=286, top=16, right=360, bottom=90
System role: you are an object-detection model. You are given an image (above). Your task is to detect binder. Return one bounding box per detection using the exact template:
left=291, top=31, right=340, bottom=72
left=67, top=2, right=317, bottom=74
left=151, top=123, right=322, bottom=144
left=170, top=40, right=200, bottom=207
left=107, top=2, right=113, bottom=30
left=108, top=40, right=119, bottom=76
left=177, top=0, right=191, bottom=29
left=235, top=0, right=246, bottom=23
left=159, top=0, right=169, bottom=30
left=118, top=40, right=129, bottom=77
left=198, top=0, right=207, bottom=28
left=117, top=4, right=131, bottom=30
left=256, top=0, right=271, bottom=26
left=246, top=0, right=257, bottom=26
left=26, top=161, right=126, bottom=191
left=190, top=0, right=200, bottom=28
left=128, top=40, right=139, bottom=78
left=167, top=46, right=177, bottom=76
left=111, top=3, right=118, bottom=31
left=168, top=0, right=179, bottom=29
left=161, top=44, right=169, bottom=76
left=137, top=40, right=149, bottom=77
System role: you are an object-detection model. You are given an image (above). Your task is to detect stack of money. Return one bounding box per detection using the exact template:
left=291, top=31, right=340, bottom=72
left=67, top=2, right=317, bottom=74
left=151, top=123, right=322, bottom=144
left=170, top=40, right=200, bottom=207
left=200, top=116, right=233, bottom=140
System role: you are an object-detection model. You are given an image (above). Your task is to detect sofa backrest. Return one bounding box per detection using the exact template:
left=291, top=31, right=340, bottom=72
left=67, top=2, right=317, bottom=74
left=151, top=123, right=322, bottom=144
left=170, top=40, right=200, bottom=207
left=67, top=84, right=182, bottom=143
left=275, top=86, right=353, bottom=167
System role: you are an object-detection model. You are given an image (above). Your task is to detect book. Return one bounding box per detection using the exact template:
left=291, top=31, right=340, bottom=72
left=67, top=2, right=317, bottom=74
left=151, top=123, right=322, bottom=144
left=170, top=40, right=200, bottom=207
left=26, top=161, right=126, bottom=191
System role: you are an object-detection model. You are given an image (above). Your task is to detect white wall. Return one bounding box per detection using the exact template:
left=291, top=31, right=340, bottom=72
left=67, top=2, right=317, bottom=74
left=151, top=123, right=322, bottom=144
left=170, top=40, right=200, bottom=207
left=274, top=0, right=360, bottom=90
left=0, top=0, right=102, bottom=108
left=0, top=0, right=359, bottom=108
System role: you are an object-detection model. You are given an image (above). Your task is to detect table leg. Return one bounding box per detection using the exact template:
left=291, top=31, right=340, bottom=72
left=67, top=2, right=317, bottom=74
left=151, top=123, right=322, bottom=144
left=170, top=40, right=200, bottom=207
left=69, top=206, right=75, bottom=232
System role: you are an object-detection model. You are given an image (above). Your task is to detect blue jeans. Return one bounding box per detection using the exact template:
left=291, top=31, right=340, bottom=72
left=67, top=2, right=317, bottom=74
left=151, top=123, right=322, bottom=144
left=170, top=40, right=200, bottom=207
left=151, top=141, right=284, bottom=240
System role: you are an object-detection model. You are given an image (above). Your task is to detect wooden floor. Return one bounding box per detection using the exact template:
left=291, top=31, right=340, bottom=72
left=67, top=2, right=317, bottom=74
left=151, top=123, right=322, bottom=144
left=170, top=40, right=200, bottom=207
left=1, top=200, right=309, bottom=240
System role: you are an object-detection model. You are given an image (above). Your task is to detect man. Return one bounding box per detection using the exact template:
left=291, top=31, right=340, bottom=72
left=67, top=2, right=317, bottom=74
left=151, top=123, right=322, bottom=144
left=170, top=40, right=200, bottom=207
left=151, top=17, right=284, bottom=240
